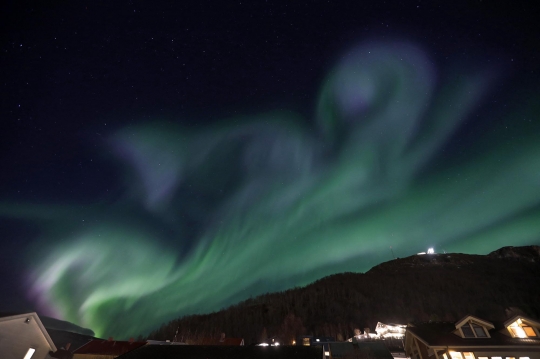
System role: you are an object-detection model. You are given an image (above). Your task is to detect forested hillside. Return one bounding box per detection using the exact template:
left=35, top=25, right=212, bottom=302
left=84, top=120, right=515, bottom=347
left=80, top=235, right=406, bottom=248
left=147, top=246, right=540, bottom=344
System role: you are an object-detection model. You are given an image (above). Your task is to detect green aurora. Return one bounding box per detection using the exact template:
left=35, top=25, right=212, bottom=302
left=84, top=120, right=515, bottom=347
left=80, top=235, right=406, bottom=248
left=2, top=42, right=540, bottom=338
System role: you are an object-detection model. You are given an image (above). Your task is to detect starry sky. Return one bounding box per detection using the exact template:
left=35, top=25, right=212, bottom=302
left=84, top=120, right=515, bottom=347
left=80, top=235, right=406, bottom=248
left=1, top=0, right=539, bottom=340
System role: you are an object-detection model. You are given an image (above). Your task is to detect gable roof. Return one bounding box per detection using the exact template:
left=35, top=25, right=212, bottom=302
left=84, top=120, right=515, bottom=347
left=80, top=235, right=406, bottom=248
left=455, top=315, right=495, bottom=330
left=73, top=339, right=146, bottom=356
left=504, top=315, right=540, bottom=329
left=116, top=345, right=323, bottom=359
left=406, top=321, right=540, bottom=348
left=0, top=312, right=57, bottom=351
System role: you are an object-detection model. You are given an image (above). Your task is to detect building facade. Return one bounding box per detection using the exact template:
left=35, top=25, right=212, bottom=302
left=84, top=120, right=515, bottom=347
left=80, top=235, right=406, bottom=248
left=405, top=315, right=540, bottom=359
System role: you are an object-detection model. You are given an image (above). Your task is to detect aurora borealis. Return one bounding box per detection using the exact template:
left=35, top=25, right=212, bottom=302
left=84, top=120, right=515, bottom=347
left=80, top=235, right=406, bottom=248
left=1, top=1, right=539, bottom=341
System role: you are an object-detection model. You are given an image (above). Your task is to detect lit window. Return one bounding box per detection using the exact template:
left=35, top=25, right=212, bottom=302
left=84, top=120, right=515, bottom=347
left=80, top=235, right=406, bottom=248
left=478, top=357, right=488, bottom=359
left=450, top=352, right=463, bottom=359
left=463, top=352, right=475, bottom=359
left=518, top=357, right=530, bottom=359
left=443, top=354, right=448, bottom=359
left=508, top=319, right=538, bottom=338
left=23, top=348, right=36, bottom=359
left=303, top=338, right=310, bottom=346
left=509, top=327, right=525, bottom=337
left=506, top=357, right=515, bottom=359
left=523, top=326, right=537, bottom=337
left=491, top=357, right=502, bottom=359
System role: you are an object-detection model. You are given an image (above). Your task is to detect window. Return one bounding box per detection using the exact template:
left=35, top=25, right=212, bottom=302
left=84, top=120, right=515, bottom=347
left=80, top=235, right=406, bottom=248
left=472, top=324, right=487, bottom=337
left=462, top=326, right=475, bottom=338
left=302, top=338, right=310, bottom=346
left=508, top=319, right=538, bottom=338
left=477, top=357, right=488, bottom=359
left=523, top=326, right=537, bottom=337
left=491, top=357, right=502, bottom=359
left=460, top=322, right=488, bottom=338
left=448, top=352, right=474, bottom=359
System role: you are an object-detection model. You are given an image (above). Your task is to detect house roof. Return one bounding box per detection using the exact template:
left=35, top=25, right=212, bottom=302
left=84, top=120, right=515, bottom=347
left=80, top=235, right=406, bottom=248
left=116, top=345, right=323, bottom=359
left=46, top=328, right=95, bottom=353
left=0, top=312, right=57, bottom=352
left=198, top=337, right=244, bottom=345
left=455, top=315, right=495, bottom=330
left=406, top=321, right=540, bottom=348
left=73, top=339, right=146, bottom=355
left=504, top=315, right=540, bottom=329
left=329, top=341, right=395, bottom=359
left=49, top=348, right=73, bottom=359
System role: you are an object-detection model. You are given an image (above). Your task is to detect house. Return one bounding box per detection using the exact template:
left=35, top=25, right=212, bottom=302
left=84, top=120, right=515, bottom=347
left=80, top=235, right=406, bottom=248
left=328, top=341, right=395, bottom=359
left=298, top=336, right=335, bottom=346
left=0, top=312, right=57, bottom=359
left=72, top=338, right=146, bottom=359
left=296, top=336, right=335, bottom=358
left=404, top=314, right=540, bottom=359
left=375, top=323, right=406, bottom=339
left=115, top=345, right=324, bottom=359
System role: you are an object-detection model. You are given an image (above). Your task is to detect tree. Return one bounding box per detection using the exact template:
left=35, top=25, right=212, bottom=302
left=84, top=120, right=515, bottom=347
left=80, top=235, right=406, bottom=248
left=260, top=327, right=268, bottom=343
left=279, top=313, right=305, bottom=345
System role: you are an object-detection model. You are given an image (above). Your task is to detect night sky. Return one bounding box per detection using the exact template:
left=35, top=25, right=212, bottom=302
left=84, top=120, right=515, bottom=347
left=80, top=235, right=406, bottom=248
left=1, top=1, right=539, bottom=339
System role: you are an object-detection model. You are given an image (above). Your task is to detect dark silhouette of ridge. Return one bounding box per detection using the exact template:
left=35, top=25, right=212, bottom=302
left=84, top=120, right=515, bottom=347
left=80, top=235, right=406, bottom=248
left=148, top=245, right=540, bottom=345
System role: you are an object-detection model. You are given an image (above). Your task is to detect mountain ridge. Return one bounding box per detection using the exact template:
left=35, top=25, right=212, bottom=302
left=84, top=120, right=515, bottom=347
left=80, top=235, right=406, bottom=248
left=147, top=245, right=540, bottom=344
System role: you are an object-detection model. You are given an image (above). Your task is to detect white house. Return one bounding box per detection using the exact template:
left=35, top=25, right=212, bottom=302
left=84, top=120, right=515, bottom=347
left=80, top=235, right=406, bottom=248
left=0, top=312, right=57, bottom=359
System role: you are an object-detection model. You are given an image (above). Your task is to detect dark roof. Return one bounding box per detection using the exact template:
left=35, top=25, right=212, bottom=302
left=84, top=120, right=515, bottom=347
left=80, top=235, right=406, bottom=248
left=329, top=341, right=394, bottom=359
left=199, top=337, right=244, bottom=345
left=46, top=328, right=95, bottom=352
left=116, top=345, right=323, bottom=359
left=49, top=348, right=73, bottom=359
left=73, top=339, right=147, bottom=356
left=407, top=322, right=540, bottom=347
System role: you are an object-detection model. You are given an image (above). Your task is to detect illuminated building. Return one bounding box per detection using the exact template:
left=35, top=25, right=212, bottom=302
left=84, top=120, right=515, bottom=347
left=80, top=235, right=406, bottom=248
left=404, top=315, right=540, bottom=359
